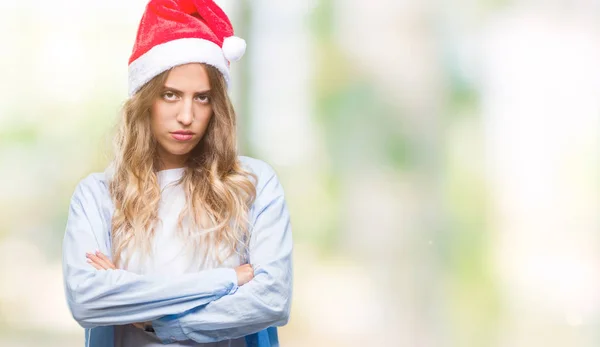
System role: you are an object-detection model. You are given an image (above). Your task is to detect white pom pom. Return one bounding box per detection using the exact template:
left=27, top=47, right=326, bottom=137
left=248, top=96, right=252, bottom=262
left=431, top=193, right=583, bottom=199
left=222, top=36, right=246, bottom=62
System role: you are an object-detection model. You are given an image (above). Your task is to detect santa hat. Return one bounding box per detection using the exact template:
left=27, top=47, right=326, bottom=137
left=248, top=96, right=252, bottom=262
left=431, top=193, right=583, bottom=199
left=127, top=0, right=246, bottom=96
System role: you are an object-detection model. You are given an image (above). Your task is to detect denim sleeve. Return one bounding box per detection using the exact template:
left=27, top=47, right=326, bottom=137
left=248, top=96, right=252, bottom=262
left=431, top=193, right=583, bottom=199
left=152, top=162, right=293, bottom=344
left=62, top=177, right=238, bottom=329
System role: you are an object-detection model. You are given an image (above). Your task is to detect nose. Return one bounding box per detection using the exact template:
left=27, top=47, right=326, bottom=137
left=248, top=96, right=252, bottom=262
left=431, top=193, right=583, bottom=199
left=176, top=98, right=194, bottom=126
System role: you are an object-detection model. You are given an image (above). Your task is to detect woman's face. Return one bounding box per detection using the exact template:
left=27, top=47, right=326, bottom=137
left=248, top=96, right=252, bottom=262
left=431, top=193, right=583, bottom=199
left=150, top=63, right=213, bottom=169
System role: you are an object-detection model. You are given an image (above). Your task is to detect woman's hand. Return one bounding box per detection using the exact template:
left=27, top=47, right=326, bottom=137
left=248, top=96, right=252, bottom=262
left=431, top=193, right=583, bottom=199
left=235, top=264, right=254, bottom=286
left=86, top=250, right=116, bottom=270
left=132, top=322, right=147, bottom=330
left=86, top=251, right=150, bottom=330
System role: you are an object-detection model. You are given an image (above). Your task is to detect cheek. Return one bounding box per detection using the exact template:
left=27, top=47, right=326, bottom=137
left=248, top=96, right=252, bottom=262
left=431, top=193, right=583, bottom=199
left=193, top=106, right=214, bottom=131
left=150, top=104, right=170, bottom=134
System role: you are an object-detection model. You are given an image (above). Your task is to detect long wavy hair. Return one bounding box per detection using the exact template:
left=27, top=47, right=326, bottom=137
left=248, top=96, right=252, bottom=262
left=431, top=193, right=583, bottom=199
left=108, top=63, right=257, bottom=269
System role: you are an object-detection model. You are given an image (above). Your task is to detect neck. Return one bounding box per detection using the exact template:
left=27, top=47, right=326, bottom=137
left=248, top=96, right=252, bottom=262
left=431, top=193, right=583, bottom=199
left=157, top=147, right=188, bottom=171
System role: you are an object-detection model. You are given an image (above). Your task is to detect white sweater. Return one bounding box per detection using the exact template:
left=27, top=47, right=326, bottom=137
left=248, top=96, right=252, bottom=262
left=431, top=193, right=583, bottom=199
left=114, top=167, right=247, bottom=347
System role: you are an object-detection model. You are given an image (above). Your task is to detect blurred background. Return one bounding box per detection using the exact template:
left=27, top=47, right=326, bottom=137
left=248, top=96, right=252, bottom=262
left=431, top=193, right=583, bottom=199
left=0, top=0, right=599, bottom=346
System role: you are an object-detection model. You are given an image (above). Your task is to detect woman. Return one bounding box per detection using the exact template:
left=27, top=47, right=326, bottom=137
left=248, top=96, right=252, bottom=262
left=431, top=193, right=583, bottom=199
left=61, top=1, right=293, bottom=346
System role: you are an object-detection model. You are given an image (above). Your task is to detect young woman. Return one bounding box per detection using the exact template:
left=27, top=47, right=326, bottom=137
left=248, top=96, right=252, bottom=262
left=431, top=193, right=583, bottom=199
left=61, top=1, right=293, bottom=346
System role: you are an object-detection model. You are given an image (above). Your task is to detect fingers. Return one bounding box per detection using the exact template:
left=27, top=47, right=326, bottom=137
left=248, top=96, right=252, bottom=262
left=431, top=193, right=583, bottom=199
left=235, top=263, right=255, bottom=286
left=86, top=252, right=108, bottom=269
left=86, top=251, right=116, bottom=270
left=96, top=251, right=117, bottom=270
left=245, top=264, right=254, bottom=276
left=87, top=259, right=103, bottom=270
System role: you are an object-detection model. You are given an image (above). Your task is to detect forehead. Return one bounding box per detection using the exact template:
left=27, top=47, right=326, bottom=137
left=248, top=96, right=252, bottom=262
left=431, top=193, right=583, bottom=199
left=164, top=63, right=210, bottom=90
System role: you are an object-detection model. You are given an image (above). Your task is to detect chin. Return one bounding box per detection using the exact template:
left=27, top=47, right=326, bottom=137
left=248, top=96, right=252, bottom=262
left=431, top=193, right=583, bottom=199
left=167, top=148, right=193, bottom=156
left=167, top=142, right=200, bottom=156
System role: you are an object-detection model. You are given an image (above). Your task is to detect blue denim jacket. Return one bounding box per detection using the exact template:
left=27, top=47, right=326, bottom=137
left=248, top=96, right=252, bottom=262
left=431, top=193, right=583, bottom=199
left=62, top=156, right=292, bottom=346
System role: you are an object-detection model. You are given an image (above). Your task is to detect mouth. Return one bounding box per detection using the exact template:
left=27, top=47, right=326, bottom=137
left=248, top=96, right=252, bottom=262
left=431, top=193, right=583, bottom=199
left=170, top=131, right=194, bottom=141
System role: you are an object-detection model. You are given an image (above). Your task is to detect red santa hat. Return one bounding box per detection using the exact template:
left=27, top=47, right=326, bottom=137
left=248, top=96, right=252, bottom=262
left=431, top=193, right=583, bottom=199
left=127, top=0, right=246, bottom=96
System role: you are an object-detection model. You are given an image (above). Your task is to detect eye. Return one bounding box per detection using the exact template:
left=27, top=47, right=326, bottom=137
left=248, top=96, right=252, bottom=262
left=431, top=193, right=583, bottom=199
left=162, top=91, right=178, bottom=101
left=195, top=94, right=210, bottom=104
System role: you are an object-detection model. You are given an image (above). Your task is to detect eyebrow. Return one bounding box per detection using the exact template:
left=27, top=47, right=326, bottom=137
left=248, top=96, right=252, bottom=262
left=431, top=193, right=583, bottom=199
left=163, top=86, right=211, bottom=94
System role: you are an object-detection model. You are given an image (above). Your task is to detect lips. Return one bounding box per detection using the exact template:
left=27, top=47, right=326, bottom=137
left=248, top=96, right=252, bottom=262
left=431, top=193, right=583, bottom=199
left=171, top=131, right=194, bottom=141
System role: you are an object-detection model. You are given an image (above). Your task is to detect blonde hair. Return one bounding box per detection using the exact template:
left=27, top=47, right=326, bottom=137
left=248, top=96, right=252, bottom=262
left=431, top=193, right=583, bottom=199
left=108, top=64, right=257, bottom=268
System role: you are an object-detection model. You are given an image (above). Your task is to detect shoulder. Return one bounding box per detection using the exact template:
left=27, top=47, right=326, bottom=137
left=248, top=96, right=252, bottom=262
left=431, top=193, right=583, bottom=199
left=238, top=156, right=278, bottom=183
left=67, top=170, right=114, bottom=231
left=237, top=155, right=285, bottom=200
left=70, top=169, right=112, bottom=208
left=238, top=156, right=275, bottom=177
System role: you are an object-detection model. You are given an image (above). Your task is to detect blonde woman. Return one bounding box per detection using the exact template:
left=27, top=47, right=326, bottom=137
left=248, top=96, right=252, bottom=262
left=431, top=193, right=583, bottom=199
left=61, top=1, right=293, bottom=346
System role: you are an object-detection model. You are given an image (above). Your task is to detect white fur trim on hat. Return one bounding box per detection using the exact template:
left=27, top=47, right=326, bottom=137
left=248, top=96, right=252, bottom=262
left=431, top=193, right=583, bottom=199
left=128, top=38, right=230, bottom=97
